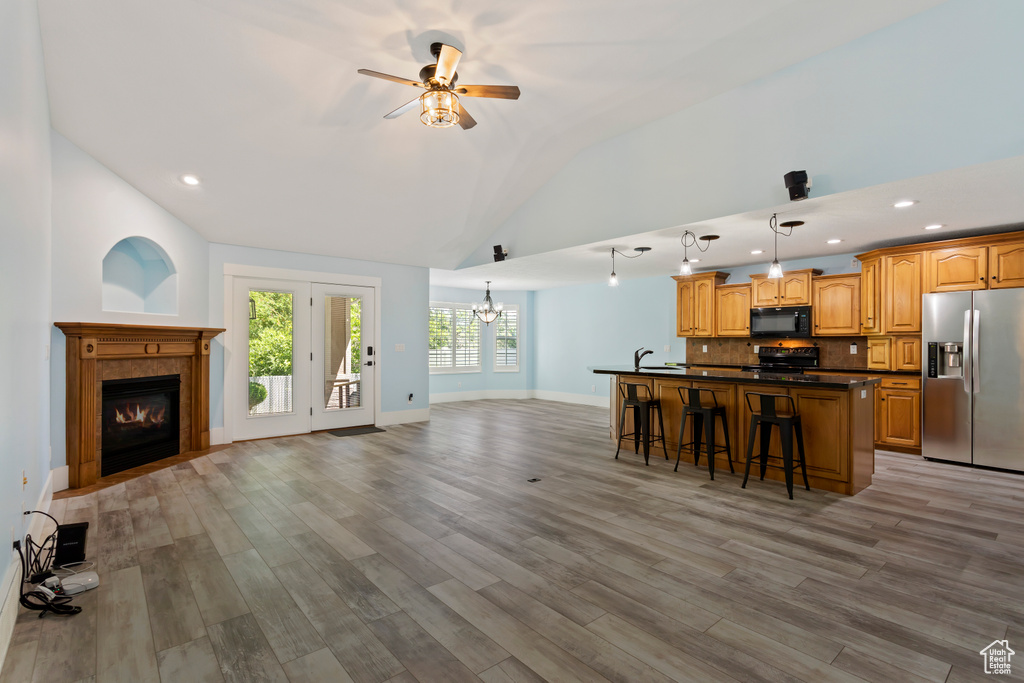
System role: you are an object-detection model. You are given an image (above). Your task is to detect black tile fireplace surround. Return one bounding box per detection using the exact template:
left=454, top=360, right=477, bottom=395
left=101, top=374, right=180, bottom=477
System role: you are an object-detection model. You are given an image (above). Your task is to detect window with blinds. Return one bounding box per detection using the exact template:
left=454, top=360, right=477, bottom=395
left=494, top=306, right=519, bottom=371
left=429, top=304, right=481, bottom=372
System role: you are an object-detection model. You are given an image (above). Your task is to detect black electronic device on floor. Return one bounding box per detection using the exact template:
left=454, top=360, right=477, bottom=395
left=53, top=522, right=89, bottom=569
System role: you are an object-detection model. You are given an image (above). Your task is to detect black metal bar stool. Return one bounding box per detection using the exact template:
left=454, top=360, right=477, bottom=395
left=615, top=382, right=666, bottom=465
left=742, top=392, right=810, bottom=499
left=675, top=387, right=733, bottom=480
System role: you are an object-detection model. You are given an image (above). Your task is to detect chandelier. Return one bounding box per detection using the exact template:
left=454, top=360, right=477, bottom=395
left=472, top=281, right=503, bottom=324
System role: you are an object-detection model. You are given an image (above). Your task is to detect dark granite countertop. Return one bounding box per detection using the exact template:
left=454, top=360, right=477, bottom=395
left=590, top=365, right=881, bottom=389
left=668, top=361, right=918, bottom=377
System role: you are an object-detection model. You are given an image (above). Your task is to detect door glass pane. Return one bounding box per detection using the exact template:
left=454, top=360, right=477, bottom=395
left=323, top=295, right=362, bottom=410
left=248, top=290, right=294, bottom=415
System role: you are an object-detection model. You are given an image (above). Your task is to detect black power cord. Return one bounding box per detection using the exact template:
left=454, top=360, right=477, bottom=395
left=16, top=511, right=82, bottom=618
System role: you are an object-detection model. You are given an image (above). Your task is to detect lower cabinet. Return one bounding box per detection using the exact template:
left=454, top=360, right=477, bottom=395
left=876, top=376, right=921, bottom=449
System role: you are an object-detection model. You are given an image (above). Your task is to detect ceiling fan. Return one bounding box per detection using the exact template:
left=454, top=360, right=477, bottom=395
left=357, top=42, right=520, bottom=130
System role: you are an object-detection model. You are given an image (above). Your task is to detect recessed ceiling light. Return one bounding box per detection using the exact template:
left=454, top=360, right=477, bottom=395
left=827, top=239, right=843, bottom=244
left=750, top=249, right=763, bottom=255
left=181, top=174, right=200, bottom=186
left=894, top=200, right=916, bottom=208
left=924, top=224, right=943, bottom=230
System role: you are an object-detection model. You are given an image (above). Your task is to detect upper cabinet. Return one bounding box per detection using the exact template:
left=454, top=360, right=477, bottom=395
left=715, top=284, right=751, bottom=336
left=673, top=272, right=728, bottom=338
left=749, top=269, right=820, bottom=307
left=812, top=274, right=861, bottom=336
left=989, top=241, right=1024, bottom=289
left=860, top=257, right=882, bottom=335
left=883, top=253, right=922, bottom=334
left=925, top=246, right=988, bottom=292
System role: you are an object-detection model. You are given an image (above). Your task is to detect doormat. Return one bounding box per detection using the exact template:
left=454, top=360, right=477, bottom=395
left=328, top=426, right=385, bottom=438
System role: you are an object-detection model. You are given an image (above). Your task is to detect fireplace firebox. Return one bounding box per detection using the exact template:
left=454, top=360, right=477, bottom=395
left=101, top=374, right=180, bottom=476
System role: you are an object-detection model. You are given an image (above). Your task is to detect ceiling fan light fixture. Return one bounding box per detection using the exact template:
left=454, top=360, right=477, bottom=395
left=419, top=90, right=460, bottom=128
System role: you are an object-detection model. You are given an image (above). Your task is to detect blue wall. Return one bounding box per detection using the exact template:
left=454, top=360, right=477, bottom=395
left=428, top=286, right=534, bottom=399
left=532, top=251, right=861, bottom=402
left=208, top=244, right=430, bottom=426
left=1, top=0, right=54, bottom=565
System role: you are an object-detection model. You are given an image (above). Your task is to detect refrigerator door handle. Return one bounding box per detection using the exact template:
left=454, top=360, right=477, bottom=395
left=963, top=309, right=972, bottom=394
left=973, top=309, right=981, bottom=394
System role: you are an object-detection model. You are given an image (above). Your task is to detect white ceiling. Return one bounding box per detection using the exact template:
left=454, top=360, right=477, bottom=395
left=37, top=0, right=944, bottom=270
left=430, top=155, right=1024, bottom=290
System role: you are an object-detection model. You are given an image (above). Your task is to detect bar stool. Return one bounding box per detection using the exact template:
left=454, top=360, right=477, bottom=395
left=675, top=387, right=733, bottom=480
left=742, top=392, right=810, bottom=499
left=615, top=382, right=666, bottom=465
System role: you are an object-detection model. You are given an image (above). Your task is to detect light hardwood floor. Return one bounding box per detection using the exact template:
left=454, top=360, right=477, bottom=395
left=3, top=399, right=1022, bottom=683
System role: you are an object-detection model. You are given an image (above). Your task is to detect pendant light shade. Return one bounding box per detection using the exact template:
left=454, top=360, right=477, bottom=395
left=767, top=259, right=784, bottom=279
left=766, top=214, right=802, bottom=280
left=678, top=230, right=718, bottom=276
left=472, top=281, right=503, bottom=324
left=607, top=246, right=651, bottom=286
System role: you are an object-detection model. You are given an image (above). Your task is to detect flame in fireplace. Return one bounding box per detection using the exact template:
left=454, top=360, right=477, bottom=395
left=114, top=404, right=165, bottom=426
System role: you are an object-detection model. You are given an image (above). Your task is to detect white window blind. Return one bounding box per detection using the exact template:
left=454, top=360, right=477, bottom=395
left=494, top=306, right=519, bottom=371
left=429, top=304, right=481, bottom=372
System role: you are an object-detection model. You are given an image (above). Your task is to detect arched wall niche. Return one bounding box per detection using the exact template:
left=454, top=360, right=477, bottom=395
left=101, top=236, right=178, bottom=314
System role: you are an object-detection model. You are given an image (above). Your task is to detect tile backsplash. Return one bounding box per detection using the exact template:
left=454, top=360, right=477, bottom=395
left=687, top=336, right=869, bottom=370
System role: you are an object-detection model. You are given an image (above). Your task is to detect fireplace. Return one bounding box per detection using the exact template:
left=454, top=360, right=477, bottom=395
left=101, top=375, right=180, bottom=476
left=55, top=323, right=223, bottom=488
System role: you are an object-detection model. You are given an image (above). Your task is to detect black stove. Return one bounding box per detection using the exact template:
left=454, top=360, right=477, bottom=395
left=741, top=346, right=819, bottom=374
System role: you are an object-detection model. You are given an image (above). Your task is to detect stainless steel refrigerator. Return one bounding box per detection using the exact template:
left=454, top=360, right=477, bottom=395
left=922, top=290, right=1024, bottom=471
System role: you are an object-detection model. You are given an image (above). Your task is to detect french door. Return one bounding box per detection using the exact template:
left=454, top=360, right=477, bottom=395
left=232, top=277, right=375, bottom=440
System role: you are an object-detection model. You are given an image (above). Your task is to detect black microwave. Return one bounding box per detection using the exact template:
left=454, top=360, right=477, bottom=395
left=750, top=306, right=812, bottom=338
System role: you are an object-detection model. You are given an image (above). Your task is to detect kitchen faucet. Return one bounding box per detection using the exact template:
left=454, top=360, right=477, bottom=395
left=634, top=347, right=653, bottom=370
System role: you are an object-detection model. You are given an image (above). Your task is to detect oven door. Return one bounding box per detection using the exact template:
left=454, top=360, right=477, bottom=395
left=749, top=307, right=811, bottom=338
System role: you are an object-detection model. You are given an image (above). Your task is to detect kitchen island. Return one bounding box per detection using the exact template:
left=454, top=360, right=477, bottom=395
left=592, top=365, right=880, bottom=495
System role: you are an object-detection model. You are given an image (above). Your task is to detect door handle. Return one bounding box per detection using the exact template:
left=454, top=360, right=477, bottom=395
left=364, top=360, right=374, bottom=367
left=962, top=310, right=971, bottom=394
left=972, top=309, right=980, bottom=394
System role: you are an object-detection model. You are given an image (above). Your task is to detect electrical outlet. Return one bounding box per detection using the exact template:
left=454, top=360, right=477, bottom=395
left=395, top=344, right=405, bottom=352
left=702, top=345, right=708, bottom=353
left=753, top=345, right=759, bottom=353
left=861, top=389, right=867, bottom=399
left=663, top=345, right=671, bottom=352
left=851, top=258, right=859, bottom=269
left=850, top=343, right=858, bottom=354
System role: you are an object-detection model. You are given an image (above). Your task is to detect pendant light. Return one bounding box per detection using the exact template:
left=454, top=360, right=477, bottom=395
left=472, top=281, right=503, bottom=325
left=679, top=231, right=719, bottom=275
left=608, top=247, right=651, bottom=286
left=766, top=214, right=802, bottom=279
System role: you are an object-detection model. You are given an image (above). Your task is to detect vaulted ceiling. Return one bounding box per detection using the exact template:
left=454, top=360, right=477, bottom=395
left=37, top=0, right=947, bottom=272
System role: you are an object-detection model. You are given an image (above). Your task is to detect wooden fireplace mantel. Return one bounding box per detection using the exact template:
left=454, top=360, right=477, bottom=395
left=55, top=322, right=225, bottom=488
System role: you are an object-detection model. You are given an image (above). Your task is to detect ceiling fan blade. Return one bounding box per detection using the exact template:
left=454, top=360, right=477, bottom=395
left=455, top=85, right=521, bottom=100
left=356, top=69, right=425, bottom=89
left=384, top=97, right=421, bottom=119
left=457, top=101, right=477, bottom=130
left=434, top=44, right=462, bottom=85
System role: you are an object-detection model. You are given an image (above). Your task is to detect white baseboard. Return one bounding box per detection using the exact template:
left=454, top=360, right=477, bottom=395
left=429, top=389, right=532, bottom=404
left=531, top=390, right=610, bottom=408
left=378, top=408, right=431, bottom=426
left=210, top=427, right=226, bottom=445
left=0, top=469, right=55, bottom=675
left=51, top=465, right=69, bottom=493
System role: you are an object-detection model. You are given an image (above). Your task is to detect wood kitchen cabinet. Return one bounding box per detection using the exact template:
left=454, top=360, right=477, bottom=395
left=893, top=336, right=921, bottom=371
left=674, top=272, right=728, bottom=337
left=812, top=274, right=861, bottom=336
left=860, top=257, right=882, bottom=334
left=866, top=337, right=891, bottom=371
left=883, top=252, right=922, bottom=333
left=876, top=377, right=921, bottom=449
left=989, top=241, right=1024, bottom=288
left=925, top=246, right=988, bottom=292
left=715, top=284, right=751, bottom=336
left=749, top=269, right=820, bottom=307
